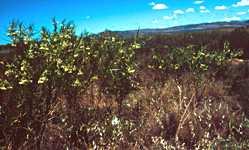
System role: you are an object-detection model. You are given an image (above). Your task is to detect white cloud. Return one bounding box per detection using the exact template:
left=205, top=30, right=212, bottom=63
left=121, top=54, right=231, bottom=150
left=237, top=11, right=247, bottom=15
left=173, top=9, right=184, bottom=15
left=200, top=9, right=210, bottom=13
left=200, top=6, right=206, bottom=10
left=215, top=5, right=227, bottom=10
left=163, top=16, right=174, bottom=20
left=151, top=3, right=168, bottom=10
left=194, top=1, right=204, bottom=4
left=186, top=8, right=195, bottom=13
left=224, top=16, right=241, bottom=21
left=233, top=0, right=249, bottom=7
left=199, top=5, right=210, bottom=13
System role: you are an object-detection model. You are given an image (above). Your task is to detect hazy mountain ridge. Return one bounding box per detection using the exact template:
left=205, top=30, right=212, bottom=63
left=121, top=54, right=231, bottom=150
left=115, top=20, right=249, bottom=37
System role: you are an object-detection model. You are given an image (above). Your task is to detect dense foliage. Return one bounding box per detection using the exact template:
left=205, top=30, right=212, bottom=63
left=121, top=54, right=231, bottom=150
left=0, top=20, right=248, bottom=149
left=138, top=27, right=249, bottom=59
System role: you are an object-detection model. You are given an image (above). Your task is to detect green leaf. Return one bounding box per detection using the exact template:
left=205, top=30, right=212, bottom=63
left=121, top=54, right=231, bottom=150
left=38, top=76, right=48, bottom=84
left=18, top=78, right=32, bottom=85
left=127, top=67, right=135, bottom=74
left=72, top=79, right=81, bottom=87
left=0, top=80, right=13, bottom=90
left=132, top=43, right=141, bottom=49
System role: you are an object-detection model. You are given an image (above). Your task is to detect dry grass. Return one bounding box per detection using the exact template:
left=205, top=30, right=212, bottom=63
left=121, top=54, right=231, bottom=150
left=1, top=72, right=249, bottom=149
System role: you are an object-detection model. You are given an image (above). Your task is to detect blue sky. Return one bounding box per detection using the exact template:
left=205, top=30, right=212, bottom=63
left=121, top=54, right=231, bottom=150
left=1, top=0, right=249, bottom=43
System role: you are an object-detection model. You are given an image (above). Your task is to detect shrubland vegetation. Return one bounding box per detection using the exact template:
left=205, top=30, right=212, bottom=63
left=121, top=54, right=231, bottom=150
left=0, top=20, right=249, bottom=149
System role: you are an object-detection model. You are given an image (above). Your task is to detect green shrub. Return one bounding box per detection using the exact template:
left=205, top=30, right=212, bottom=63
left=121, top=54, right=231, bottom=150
left=149, top=42, right=241, bottom=75
left=0, top=20, right=139, bottom=148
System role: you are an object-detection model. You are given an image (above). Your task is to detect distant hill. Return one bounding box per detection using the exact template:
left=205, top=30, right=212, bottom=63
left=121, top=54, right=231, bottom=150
left=115, top=20, right=249, bottom=37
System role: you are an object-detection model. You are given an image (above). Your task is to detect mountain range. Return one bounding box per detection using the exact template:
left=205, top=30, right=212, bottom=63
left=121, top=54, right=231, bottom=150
left=115, top=20, right=249, bottom=37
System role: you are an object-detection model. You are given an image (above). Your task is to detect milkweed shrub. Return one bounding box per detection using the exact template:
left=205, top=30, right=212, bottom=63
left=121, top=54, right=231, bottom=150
left=0, top=20, right=248, bottom=149
left=0, top=20, right=139, bottom=149
left=148, top=42, right=241, bottom=76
